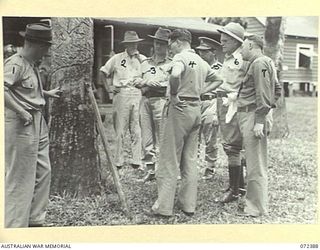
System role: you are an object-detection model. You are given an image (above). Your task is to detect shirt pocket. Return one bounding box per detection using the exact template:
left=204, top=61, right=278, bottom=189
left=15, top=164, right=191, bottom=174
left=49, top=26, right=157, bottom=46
left=21, top=74, right=36, bottom=89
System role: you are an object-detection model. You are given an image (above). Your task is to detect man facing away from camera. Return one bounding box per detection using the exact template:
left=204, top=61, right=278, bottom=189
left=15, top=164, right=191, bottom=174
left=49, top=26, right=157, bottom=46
left=100, top=31, right=146, bottom=170
left=4, top=23, right=62, bottom=228
left=149, top=29, right=223, bottom=217
left=237, top=34, right=281, bottom=217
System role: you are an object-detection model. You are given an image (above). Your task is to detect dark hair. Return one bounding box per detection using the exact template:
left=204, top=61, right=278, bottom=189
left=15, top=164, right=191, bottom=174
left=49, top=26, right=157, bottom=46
left=169, top=29, right=192, bottom=44
left=246, top=34, right=264, bottom=49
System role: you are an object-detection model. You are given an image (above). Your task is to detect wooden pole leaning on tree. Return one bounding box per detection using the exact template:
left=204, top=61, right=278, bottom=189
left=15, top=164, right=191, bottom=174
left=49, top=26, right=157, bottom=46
left=85, top=82, right=132, bottom=219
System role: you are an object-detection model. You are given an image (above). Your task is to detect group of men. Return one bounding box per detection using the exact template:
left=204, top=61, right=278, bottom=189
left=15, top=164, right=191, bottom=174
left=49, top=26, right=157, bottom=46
left=100, top=22, right=281, bottom=218
left=4, top=21, right=281, bottom=228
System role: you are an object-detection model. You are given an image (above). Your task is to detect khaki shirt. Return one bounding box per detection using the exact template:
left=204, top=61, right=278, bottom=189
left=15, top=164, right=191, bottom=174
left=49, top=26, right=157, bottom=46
left=4, top=53, right=45, bottom=111
left=141, top=56, right=172, bottom=96
left=171, top=49, right=219, bottom=99
left=100, top=50, right=146, bottom=88
left=238, top=54, right=282, bottom=123
left=217, top=47, right=249, bottom=93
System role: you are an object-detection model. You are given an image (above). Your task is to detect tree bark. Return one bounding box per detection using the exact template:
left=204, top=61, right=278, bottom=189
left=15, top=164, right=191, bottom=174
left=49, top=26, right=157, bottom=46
left=264, top=17, right=290, bottom=138
left=49, top=17, right=104, bottom=196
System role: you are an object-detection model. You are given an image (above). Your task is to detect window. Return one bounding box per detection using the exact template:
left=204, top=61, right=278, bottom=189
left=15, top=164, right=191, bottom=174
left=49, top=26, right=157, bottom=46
left=296, top=44, right=316, bottom=69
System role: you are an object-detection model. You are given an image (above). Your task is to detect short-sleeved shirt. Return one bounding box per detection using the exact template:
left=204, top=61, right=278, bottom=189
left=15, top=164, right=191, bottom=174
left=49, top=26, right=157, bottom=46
left=4, top=53, right=45, bottom=111
left=171, top=49, right=219, bottom=99
left=217, top=47, right=249, bottom=93
left=238, top=54, right=282, bottom=123
left=100, top=50, right=146, bottom=87
left=141, top=56, right=172, bottom=96
left=203, top=61, right=222, bottom=94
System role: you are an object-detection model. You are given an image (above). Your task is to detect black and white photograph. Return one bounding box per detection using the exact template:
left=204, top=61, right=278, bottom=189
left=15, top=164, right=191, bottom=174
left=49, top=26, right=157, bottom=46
left=2, top=16, right=318, bottom=228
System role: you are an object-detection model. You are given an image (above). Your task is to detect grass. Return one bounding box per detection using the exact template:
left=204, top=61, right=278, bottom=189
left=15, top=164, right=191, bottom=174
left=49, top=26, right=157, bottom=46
left=46, top=97, right=318, bottom=226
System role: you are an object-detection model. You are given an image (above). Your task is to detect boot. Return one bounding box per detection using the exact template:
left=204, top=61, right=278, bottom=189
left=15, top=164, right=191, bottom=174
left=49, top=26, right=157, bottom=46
left=239, top=164, right=246, bottom=197
left=221, top=166, right=240, bottom=203
left=223, top=165, right=232, bottom=192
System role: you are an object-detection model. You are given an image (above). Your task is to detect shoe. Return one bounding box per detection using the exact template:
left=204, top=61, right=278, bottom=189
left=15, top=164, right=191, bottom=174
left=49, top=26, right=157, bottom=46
left=181, top=210, right=195, bottom=217
left=143, top=209, right=172, bottom=218
left=220, top=190, right=239, bottom=203
left=131, top=164, right=140, bottom=169
left=202, top=168, right=215, bottom=180
left=236, top=210, right=259, bottom=218
left=239, top=188, right=246, bottom=197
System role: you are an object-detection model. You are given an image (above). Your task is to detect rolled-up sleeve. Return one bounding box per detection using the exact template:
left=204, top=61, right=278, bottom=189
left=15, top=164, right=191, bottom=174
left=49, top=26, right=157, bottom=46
left=100, top=55, right=116, bottom=77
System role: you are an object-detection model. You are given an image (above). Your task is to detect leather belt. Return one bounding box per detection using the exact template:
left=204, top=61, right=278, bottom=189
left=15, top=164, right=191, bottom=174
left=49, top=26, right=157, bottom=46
left=216, top=91, right=228, bottom=98
left=179, top=96, right=200, bottom=102
left=201, top=93, right=217, bottom=101
left=237, top=103, right=257, bottom=112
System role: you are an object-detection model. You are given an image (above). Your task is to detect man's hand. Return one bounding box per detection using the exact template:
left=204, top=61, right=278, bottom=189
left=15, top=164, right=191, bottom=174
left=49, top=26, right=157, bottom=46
left=253, top=123, right=265, bottom=138
left=113, top=86, right=120, bottom=95
left=18, top=109, right=33, bottom=126
left=146, top=80, right=162, bottom=88
left=170, top=95, right=186, bottom=111
left=45, top=87, right=62, bottom=98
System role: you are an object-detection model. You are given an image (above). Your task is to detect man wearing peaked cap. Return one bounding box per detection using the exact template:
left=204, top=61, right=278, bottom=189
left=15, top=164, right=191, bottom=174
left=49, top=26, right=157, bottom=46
left=136, top=27, right=172, bottom=182
left=100, top=30, right=146, bottom=171
left=196, top=37, right=222, bottom=180
left=4, top=23, right=62, bottom=228
left=215, top=22, right=249, bottom=204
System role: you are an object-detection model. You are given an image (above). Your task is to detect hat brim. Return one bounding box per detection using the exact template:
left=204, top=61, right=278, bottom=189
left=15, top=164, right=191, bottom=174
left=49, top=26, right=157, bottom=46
left=217, top=28, right=244, bottom=43
left=120, top=38, right=144, bottom=43
left=19, top=31, right=53, bottom=45
left=198, top=36, right=222, bottom=47
left=147, top=35, right=169, bottom=42
left=196, top=45, right=212, bottom=50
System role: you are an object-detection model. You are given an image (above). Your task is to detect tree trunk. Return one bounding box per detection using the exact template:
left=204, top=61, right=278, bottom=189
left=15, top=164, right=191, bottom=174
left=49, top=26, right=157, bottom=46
left=264, top=17, right=289, bottom=138
left=49, top=17, right=104, bottom=196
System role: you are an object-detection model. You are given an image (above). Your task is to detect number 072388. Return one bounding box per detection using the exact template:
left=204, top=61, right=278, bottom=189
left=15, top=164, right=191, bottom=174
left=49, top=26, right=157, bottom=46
left=300, top=244, right=319, bottom=248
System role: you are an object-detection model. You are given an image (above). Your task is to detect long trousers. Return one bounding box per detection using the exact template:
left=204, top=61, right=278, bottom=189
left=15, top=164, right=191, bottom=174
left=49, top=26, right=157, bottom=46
left=152, top=100, right=201, bottom=215
left=5, top=108, right=51, bottom=228
left=112, top=88, right=142, bottom=166
left=140, top=96, right=167, bottom=165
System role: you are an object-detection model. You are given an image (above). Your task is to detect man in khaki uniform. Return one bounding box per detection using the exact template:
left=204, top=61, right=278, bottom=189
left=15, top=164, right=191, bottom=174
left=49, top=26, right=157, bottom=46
left=4, top=23, right=61, bottom=228
left=150, top=29, right=223, bottom=217
left=196, top=37, right=222, bottom=180
left=100, top=31, right=146, bottom=169
left=138, top=27, right=172, bottom=182
left=237, top=34, right=281, bottom=217
left=216, top=22, right=249, bottom=203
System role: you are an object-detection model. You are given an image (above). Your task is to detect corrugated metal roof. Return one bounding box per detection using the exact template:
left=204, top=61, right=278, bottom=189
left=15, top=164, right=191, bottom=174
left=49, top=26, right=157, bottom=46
left=256, top=16, right=318, bottom=38
left=95, top=17, right=221, bottom=36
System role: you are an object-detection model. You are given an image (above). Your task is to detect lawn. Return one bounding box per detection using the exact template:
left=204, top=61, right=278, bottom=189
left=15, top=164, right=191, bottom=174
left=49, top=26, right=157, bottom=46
left=46, top=97, right=318, bottom=226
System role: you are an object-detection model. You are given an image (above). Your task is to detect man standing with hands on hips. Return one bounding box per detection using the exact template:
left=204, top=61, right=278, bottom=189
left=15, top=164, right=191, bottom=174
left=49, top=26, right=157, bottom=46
left=237, top=34, right=281, bottom=217
left=4, top=23, right=62, bottom=228
left=150, top=29, right=223, bottom=217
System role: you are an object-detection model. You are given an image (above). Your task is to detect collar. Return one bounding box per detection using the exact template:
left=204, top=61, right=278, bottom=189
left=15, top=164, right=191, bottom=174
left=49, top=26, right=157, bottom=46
left=225, top=47, right=242, bottom=60
left=151, top=54, right=170, bottom=65
left=19, top=51, right=37, bottom=67
left=124, top=49, right=139, bottom=58
left=181, top=48, right=195, bottom=54
left=248, top=52, right=263, bottom=63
